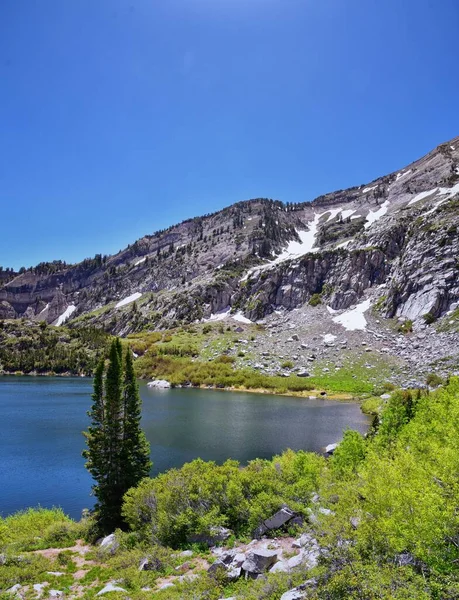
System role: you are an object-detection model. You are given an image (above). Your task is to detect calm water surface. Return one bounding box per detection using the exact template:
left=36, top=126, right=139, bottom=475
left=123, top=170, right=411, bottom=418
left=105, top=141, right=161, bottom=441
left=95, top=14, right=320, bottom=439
left=0, top=377, right=370, bottom=519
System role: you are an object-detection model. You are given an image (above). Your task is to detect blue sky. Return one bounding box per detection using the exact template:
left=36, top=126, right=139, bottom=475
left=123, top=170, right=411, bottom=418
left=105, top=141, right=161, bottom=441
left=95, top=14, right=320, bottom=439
left=1, top=0, right=458, bottom=270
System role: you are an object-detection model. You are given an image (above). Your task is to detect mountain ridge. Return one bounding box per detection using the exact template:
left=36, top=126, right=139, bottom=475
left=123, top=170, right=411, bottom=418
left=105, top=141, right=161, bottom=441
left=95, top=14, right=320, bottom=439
left=1, top=135, right=459, bottom=336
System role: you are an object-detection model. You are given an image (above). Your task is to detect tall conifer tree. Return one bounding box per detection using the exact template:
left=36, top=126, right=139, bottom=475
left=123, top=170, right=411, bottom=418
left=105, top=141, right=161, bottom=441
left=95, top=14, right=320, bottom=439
left=83, top=339, right=151, bottom=532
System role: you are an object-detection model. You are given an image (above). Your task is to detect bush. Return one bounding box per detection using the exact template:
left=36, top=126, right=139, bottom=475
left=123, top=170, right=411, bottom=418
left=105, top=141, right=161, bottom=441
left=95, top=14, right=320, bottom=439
left=280, top=360, right=294, bottom=369
left=423, top=312, right=436, bottom=325
left=426, top=373, right=443, bottom=387
left=308, top=293, right=322, bottom=307
left=0, top=508, right=74, bottom=552
left=123, top=450, right=325, bottom=547
left=397, top=319, right=413, bottom=334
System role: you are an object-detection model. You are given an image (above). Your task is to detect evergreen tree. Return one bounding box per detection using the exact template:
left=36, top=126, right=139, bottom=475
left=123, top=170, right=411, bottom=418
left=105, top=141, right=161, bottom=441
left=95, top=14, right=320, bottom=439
left=121, top=350, right=152, bottom=492
left=83, top=339, right=151, bottom=532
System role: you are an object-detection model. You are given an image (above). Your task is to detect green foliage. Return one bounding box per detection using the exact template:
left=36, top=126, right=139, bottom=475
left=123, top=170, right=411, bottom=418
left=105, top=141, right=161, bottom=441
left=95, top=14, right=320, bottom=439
left=308, top=293, right=322, bottom=307
left=426, top=372, right=443, bottom=387
left=397, top=319, right=413, bottom=334
left=280, top=360, right=294, bottom=369
left=123, top=450, right=325, bottom=547
left=423, top=312, right=436, bottom=324
left=330, top=430, right=367, bottom=479
left=0, top=321, right=110, bottom=374
left=0, top=508, right=82, bottom=552
left=318, top=378, right=459, bottom=596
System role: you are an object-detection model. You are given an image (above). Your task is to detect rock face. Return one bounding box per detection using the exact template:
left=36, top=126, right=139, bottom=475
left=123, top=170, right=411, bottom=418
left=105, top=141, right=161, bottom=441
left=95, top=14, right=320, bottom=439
left=1, top=136, right=459, bottom=338
left=0, top=300, right=15, bottom=319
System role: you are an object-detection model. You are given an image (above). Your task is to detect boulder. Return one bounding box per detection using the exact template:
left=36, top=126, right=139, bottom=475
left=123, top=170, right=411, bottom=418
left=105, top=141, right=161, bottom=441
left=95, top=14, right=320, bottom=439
left=280, top=588, right=308, bottom=600
left=99, top=533, right=119, bottom=554
left=139, top=557, right=163, bottom=571
left=297, top=370, right=310, bottom=377
left=0, top=301, right=16, bottom=319
left=325, top=443, right=338, bottom=455
left=188, top=526, right=232, bottom=546
left=280, top=579, right=317, bottom=600
left=242, top=549, right=278, bottom=575
left=270, top=560, right=289, bottom=573
left=97, top=583, right=127, bottom=596
left=6, top=584, right=22, bottom=594
left=147, top=379, right=171, bottom=389
left=49, top=591, right=63, bottom=598
left=208, top=561, right=241, bottom=582
left=264, top=507, right=296, bottom=530
left=254, top=505, right=297, bottom=537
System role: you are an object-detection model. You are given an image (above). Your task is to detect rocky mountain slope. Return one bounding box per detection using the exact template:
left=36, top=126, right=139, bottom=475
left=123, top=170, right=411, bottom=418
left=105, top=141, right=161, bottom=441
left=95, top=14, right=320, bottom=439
left=1, top=136, right=459, bottom=378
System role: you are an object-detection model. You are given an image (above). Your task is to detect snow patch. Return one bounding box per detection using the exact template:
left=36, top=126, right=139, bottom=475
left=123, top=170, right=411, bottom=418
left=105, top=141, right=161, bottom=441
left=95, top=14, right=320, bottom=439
left=364, top=200, right=390, bottom=229
left=322, top=333, right=337, bottom=343
left=340, top=209, right=355, bottom=219
left=332, top=299, right=371, bottom=331
left=323, top=208, right=342, bottom=222
left=38, top=303, right=50, bottom=315
left=204, top=307, right=231, bottom=322
left=362, top=185, right=377, bottom=193
left=276, top=212, right=322, bottom=261
left=134, top=257, right=146, bottom=266
left=55, top=305, right=77, bottom=326
left=233, top=311, right=253, bottom=324
left=395, top=169, right=411, bottom=181
left=350, top=214, right=361, bottom=220
left=326, top=305, right=338, bottom=315
left=408, top=188, right=438, bottom=206
left=116, top=292, right=142, bottom=308
left=335, top=240, right=350, bottom=249
left=424, top=198, right=448, bottom=217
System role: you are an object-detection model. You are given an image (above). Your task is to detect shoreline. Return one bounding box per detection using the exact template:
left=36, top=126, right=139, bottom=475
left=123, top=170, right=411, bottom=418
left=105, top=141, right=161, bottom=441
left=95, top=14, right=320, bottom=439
left=0, top=371, right=367, bottom=408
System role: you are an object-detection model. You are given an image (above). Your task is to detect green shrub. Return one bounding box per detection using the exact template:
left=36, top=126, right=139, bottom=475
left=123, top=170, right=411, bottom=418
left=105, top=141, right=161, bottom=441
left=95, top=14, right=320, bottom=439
left=397, top=319, right=413, bottom=334
left=123, top=450, right=325, bottom=547
left=308, top=293, right=322, bottom=307
left=423, top=312, right=436, bottom=325
left=280, top=360, right=294, bottom=369
left=426, top=372, right=443, bottom=387
left=0, top=508, right=73, bottom=552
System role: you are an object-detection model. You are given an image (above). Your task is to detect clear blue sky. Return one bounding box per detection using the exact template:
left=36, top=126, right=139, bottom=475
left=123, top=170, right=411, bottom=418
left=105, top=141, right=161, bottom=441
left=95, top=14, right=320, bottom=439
left=1, top=0, right=458, bottom=270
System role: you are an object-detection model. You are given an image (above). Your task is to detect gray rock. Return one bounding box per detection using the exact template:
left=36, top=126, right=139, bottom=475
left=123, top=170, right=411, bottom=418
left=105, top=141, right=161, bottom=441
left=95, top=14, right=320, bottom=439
left=33, top=583, right=46, bottom=594
left=99, top=533, right=119, bottom=554
left=242, top=549, right=278, bottom=574
left=325, top=443, right=338, bottom=455
left=158, top=582, right=175, bottom=590
left=188, top=526, right=232, bottom=546
left=6, top=584, right=22, bottom=594
left=49, top=591, right=64, bottom=598
left=280, top=588, right=308, bottom=600
left=208, top=560, right=241, bottom=581
left=97, top=583, right=127, bottom=596
left=263, top=506, right=296, bottom=530
left=147, top=379, right=171, bottom=389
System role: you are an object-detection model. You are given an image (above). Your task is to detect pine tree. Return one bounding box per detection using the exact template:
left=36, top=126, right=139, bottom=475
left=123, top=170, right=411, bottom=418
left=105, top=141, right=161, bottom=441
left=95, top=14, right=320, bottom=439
left=121, top=350, right=152, bottom=491
left=83, top=339, right=152, bottom=532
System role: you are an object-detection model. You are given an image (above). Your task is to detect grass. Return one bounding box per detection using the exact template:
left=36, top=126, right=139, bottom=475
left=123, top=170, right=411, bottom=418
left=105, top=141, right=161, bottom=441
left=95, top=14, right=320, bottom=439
left=437, top=307, right=459, bottom=332
left=0, top=508, right=80, bottom=552
left=125, top=327, right=402, bottom=398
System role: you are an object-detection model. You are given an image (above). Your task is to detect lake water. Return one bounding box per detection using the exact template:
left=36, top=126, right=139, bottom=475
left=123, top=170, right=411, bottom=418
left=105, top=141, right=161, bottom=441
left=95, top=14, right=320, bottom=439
left=0, top=377, right=370, bottom=519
